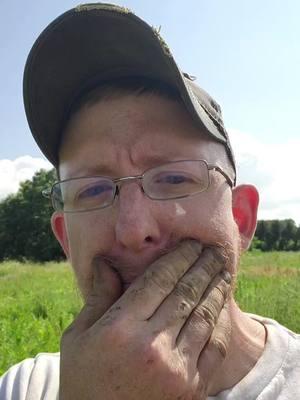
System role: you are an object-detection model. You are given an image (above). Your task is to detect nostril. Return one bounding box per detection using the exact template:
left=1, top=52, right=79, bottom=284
left=145, top=236, right=153, bottom=242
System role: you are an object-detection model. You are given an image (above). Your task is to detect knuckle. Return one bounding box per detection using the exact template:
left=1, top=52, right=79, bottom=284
left=144, top=266, right=176, bottom=291
left=215, top=281, right=229, bottom=300
left=200, top=247, right=228, bottom=276
left=177, top=299, right=192, bottom=318
left=220, top=269, right=232, bottom=285
left=93, top=316, right=132, bottom=348
left=201, top=276, right=229, bottom=312
left=140, top=340, right=163, bottom=366
left=194, top=303, right=217, bottom=327
left=177, top=240, right=202, bottom=264
left=143, top=353, right=188, bottom=395
left=144, top=241, right=203, bottom=293
left=105, top=322, right=131, bottom=346
left=209, top=246, right=228, bottom=267
left=165, top=300, right=193, bottom=327
left=138, top=337, right=186, bottom=390
left=174, top=278, right=198, bottom=304
left=211, top=285, right=227, bottom=308
left=136, top=336, right=172, bottom=373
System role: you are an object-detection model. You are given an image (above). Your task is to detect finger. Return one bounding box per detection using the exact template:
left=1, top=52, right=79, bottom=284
left=197, top=303, right=231, bottom=388
left=176, top=271, right=231, bottom=357
left=65, top=258, right=122, bottom=335
left=112, top=240, right=203, bottom=320
left=150, top=247, right=228, bottom=334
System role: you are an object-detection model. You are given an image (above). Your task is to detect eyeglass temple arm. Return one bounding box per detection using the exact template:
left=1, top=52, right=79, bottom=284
left=208, top=165, right=234, bottom=188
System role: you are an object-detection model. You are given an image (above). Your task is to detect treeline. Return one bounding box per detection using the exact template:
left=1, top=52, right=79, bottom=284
left=0, top=169, right=63, bottom=262
left=0, top=168, right=299, bottom=262
left=251, top=219, right=300, bottom=251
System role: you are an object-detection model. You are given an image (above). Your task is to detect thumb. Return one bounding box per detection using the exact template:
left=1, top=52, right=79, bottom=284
left=70, top=258, right=122, bottom=334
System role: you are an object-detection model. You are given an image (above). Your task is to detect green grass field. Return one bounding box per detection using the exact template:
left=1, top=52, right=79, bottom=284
left=1, top=251, right=300, bottom=376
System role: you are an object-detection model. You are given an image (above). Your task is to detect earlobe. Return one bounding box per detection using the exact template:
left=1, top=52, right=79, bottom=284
left=232, top=184, right=259, bottom=250
left=51, top=212, right=70, bottom=258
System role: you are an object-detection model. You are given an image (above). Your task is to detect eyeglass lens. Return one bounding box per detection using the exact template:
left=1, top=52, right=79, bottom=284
left=52, top=160, right=210, bottom=212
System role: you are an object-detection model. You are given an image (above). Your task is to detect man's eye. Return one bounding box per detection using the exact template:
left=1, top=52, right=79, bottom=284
left=78, top=184, right=111, bottom=199
left=156, top=174, right=191, bottom=184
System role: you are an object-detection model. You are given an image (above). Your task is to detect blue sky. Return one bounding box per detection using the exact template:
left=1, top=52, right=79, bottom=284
left=1, top=0, right=299, bottom=222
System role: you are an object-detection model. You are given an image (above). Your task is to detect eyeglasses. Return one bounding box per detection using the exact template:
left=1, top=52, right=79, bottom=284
left=42, top=160, right=234, bottom=213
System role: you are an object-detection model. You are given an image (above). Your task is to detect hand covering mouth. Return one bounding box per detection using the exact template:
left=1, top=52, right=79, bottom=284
left=99, top=239, right=205, bottom=293
left=103, top=259, right=142, bottom=294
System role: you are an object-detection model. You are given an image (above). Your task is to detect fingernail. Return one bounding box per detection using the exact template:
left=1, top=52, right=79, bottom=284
left=221, top=270, right=232, bottom=284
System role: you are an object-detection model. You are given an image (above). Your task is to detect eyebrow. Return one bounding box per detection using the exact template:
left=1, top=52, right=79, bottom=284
left=67, top=154, right=175, bottom=179
left=67, top=164, right=116, bottom=179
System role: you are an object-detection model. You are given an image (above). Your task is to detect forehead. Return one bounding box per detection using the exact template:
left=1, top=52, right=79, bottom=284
left=59, top=93, right=226, bottom=178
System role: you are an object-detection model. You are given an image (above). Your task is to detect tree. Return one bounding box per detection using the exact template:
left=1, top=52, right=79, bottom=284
left=0, top=169, right=64, bottom=262
left=253, top=219, right=300, bottom=251
left=269, top=220, right=282, bottom=250
left=255, top=220, right=267, bottom=250
left=294, top=227, right=300, bottom=251
left=279, top=219, right=297, bottom=251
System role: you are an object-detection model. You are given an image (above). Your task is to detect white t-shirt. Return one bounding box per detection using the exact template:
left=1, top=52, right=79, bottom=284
left=1, top=315, right=299, bottom=399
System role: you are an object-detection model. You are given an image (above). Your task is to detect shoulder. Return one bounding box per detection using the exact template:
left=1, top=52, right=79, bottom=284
left=248, top=313, right=300, bottom=340
left=210, top=314, right=300, bottom=399
left=250, top=314, right=300, bottom=397
left=0, top=353, right=60, bottom=400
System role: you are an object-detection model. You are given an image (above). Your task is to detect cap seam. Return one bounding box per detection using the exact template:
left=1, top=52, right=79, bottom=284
left=185, top=83, right=227, bottom=139
left=75, top=3, right=132, bottom=14
left=200, top=102, right=226, bottom=134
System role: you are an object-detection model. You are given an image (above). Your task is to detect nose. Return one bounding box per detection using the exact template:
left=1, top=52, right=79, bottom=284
left=114, top=182, right=161, bottom=252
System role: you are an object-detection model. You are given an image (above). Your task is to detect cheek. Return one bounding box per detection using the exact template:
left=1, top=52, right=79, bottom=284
left=64, top=212, right=114, bottom=293
left=167, top=196, right=222, bottom=240
left=169, top=194, right=240, bottom=275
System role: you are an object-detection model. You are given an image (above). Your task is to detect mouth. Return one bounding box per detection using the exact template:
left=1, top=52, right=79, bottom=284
left=114, top=270, right=139, bottom=294
left=97, top=239, right=209, bottom=294
left=101, top=257, right=137, bottom=293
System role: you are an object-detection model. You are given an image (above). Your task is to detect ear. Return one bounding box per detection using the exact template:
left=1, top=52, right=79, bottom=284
left=51, top=212, right=70, bottom=258
left=232, top=184, right=259, bottom=251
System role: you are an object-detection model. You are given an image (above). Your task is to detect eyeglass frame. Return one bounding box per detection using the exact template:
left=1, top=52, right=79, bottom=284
left=42, top=159, right=234, bottom=213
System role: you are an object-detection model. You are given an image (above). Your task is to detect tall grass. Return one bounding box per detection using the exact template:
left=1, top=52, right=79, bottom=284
left=0, top=252, right=299, bottom=376
left=236, top=251, right=300, bottom=332
left=0, top=261, right=81, bottom=376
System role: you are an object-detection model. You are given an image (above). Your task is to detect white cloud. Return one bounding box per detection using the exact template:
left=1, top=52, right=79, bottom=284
left=229, top=129, right=300, bottom=225
left=0, top=156, right=52, bottom=200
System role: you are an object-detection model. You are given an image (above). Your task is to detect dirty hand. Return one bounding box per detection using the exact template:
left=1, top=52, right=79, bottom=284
left=59, top=241, right=231, bottom=400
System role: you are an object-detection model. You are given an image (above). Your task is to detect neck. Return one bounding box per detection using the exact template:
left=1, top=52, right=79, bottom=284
left=208, top=299, right=267, bottom=396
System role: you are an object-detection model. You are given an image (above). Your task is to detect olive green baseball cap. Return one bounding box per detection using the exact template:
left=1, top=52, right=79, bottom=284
left=23, top=2, right=236, bottom=183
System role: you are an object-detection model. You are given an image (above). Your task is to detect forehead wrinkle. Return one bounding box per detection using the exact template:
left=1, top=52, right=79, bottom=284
left=127, top=126, right=222, bottom=168
left=60, top=93, right=232, bottom=180
left=128, top=139, right=179, bottom=170
left=101, top=129, right=226, bottom=174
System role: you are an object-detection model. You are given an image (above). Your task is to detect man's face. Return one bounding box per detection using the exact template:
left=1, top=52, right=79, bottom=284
left=54, top=93, right=242, bottom=299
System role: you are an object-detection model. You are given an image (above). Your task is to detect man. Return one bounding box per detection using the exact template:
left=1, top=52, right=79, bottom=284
left=1, top=3, right=299, bottom=399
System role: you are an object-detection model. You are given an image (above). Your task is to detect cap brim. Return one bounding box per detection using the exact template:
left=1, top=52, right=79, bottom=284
left=23, top=3, right=228, bottom=167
